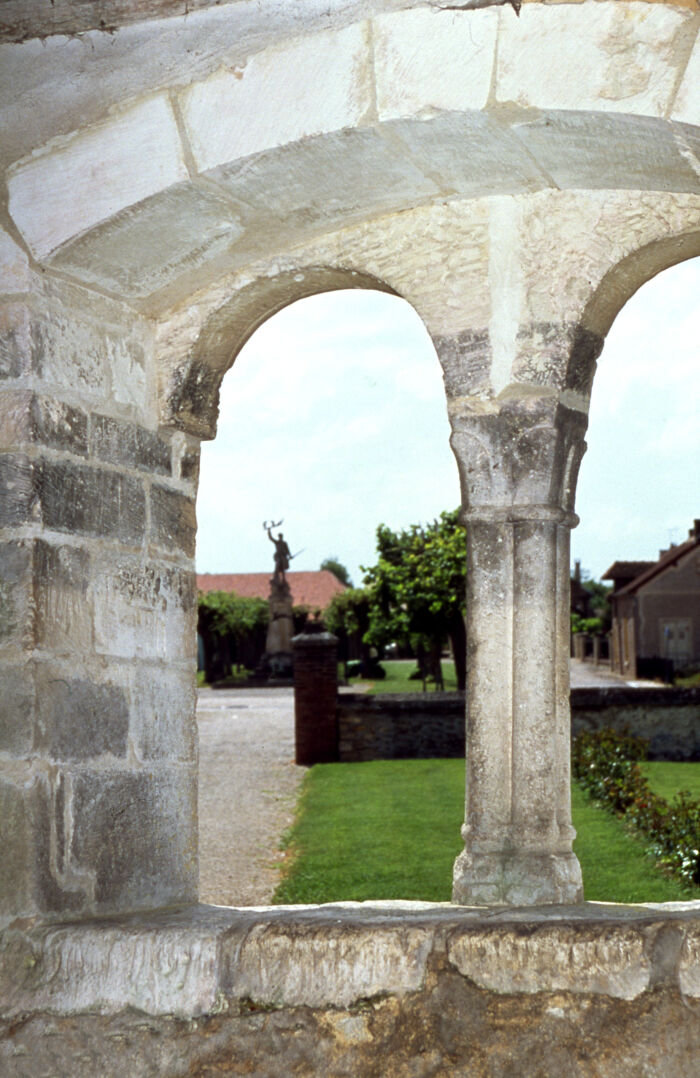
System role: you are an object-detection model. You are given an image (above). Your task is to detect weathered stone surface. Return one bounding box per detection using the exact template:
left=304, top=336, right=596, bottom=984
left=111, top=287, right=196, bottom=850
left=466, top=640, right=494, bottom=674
left=0, top=453, right=36, bottom=527
left=90, top=413, right=170, bottom=475
left=37, top=460, right=146, bottom=543
left=0, top=662, right=34, bottom=755
left=0, top=540, right=31, bottom=645
left=69, top=766, right=197, bottom=907
left=180, top=23, right=371, bottom=172
left=435, top=329, right=491, bottom=399
left=32, top=540, right=91, bottom=655
left=496, top=3, right=691, bottom=119
left=0, top=303, right=32, bottom=380
left=93, top=558, right=195, bottom=661
left=129, top=663, right=197, bottom=762
left=2, top=904, right=700, bottom=1077
left=150, top=484, right=196, bottom=556
left=373, top=8, right=497, bottom=121
left=0, top=391, right=88, bottom=455
left=8, top=95, right=188, bottom=259
left=0, top=231, right=30, bottom=293
left=447, top=923, right=650, bottom=999
left=35, top=672, right=129, bottom=761
left=0, top=772, right=87, bottom=922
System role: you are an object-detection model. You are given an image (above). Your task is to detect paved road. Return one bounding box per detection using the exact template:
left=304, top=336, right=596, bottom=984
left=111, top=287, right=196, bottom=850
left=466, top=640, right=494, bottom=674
left=197, top=687, right=303, bottom=907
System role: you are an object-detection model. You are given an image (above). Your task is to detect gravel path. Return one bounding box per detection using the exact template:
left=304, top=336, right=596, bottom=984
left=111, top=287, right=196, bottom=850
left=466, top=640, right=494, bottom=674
left=197, top=687, right=305, bottom=907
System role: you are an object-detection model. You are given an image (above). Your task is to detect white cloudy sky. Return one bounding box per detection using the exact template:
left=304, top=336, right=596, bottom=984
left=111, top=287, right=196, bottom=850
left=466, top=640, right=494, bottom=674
left=196, top=256, right=699, bottom=585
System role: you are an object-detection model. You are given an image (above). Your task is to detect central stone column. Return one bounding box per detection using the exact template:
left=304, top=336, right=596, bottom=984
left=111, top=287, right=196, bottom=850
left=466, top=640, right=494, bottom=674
left=447, top=393, right=588, bottom=906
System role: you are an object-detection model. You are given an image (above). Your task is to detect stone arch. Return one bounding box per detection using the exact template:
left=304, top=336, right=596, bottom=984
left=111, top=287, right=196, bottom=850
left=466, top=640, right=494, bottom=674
left=164, top=266, right=398, bottom=439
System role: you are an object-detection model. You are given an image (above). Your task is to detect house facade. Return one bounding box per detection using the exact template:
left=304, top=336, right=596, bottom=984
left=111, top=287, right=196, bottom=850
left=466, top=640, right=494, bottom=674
left=604, top=520, right=700, bottom=679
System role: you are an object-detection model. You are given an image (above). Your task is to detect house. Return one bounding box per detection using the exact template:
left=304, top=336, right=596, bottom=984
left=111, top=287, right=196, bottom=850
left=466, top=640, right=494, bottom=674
left=197, top=570, right=347, bottom=612
left=603, top=520, right=700, bottom=679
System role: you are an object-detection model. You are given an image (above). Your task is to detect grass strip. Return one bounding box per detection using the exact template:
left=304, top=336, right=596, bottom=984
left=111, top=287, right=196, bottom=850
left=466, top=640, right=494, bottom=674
left=273, top=759, right=700, bottom=906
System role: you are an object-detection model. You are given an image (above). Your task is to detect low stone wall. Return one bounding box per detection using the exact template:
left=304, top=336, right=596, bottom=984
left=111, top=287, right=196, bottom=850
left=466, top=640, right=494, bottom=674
left=2, top=901, right=700, bottom=1077
left=572, top=686, right=700, bottom=761
left=337, top=688, right=700, bottom=761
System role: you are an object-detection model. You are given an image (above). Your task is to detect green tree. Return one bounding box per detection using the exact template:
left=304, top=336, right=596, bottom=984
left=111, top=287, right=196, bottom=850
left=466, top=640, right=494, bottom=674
left=197, top=591, right=269, bottom=682
left=325, top=587, right=373, bottom=676
left=361, top=509, right=467, bottom=691
left=320, top=556, right=353, bottom=587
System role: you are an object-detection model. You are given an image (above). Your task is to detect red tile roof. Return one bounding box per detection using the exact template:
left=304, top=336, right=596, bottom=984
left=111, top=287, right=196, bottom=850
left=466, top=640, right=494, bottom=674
left=196, top=570, right=347, bottom=611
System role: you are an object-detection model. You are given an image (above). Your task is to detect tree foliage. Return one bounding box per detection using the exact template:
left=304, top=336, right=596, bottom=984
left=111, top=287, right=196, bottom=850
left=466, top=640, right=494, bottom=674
left=361, top=509, right=467, bottom=690
left=197, top=591, right=269, bottom=681
left=320, top=556, right=353, bottom=587
left=198, top=591, right=269, bottom=640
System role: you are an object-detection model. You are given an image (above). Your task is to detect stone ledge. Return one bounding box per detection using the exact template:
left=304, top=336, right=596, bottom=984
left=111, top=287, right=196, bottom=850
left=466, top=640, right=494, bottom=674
left=2, top=901, right=700, bottom=1020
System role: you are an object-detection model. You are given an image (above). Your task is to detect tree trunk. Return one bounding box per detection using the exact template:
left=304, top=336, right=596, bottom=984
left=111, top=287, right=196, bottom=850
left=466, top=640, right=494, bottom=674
left=449, top=613, right=467, bottom=691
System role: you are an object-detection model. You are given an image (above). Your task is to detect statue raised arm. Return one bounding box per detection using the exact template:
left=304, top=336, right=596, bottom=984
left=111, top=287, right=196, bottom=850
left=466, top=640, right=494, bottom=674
left=264, top=520, right=292, bottom=583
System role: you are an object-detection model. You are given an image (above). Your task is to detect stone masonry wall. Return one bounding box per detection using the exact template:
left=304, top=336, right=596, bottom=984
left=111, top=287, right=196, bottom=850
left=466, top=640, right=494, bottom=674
left=0, top=257, right=202, bottom=924
left=2, top=902, right=700, bottom=1078
left=337, top=688, right=700, bottom=762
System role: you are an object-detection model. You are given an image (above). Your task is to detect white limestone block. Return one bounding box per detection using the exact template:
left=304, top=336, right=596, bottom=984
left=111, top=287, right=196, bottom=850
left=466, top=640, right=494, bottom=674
left=373, top=8, right=498, bottom=121
left=671, top=34, right=700, bottom=126
left=0, top=231, right=31, bottom=293
left=7, top=95, right=189, bottom=260
left=497, top=1, right=691, bottom=118
left=180, top=24, right=372, bottom=173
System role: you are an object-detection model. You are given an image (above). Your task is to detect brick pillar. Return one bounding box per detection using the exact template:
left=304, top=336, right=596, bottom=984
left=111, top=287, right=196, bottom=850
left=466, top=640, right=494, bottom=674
left=293, top=630, right=338, bottom=766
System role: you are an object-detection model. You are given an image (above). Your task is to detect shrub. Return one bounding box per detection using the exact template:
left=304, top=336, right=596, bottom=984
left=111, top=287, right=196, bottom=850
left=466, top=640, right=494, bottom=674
left=572, top=728, right=700, bottom=888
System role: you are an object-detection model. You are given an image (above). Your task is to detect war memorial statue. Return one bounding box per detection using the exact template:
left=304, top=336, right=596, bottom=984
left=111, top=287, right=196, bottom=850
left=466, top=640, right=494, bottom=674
left=259, top=520, right=296, bottom=678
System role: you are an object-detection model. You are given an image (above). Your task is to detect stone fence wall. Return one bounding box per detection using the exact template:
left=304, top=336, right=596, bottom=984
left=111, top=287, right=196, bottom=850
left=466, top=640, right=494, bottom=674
left=337, top=688, right=700, bottom=762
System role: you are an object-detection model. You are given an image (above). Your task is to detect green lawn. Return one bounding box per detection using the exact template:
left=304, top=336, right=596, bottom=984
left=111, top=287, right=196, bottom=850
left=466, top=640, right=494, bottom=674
left=348, top=659, right=458, bottom=695
left=642, top=761, right=700, bottom=801
left=273, top=759, right=700, bottom=906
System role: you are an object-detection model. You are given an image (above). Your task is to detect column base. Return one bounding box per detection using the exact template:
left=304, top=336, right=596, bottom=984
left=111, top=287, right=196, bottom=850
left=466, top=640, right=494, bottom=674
left=452, top=849, right=583, bottom=907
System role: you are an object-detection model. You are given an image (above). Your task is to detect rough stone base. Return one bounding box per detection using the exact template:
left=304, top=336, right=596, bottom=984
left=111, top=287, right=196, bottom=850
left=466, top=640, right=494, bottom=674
left=452, top=850, right=584, bottom=907
left=2, top=902, right=700, bottom=1077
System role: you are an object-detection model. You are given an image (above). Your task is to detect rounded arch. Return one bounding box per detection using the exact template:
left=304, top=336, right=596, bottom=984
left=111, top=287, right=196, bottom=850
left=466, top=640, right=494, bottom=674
left=164, top=266, right=399, bottom=438
left=581, top=228, right=700, bottom=340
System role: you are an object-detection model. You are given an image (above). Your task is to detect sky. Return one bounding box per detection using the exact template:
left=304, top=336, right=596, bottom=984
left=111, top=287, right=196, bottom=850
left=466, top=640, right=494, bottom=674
left=196, top=257, right=699, bottom=585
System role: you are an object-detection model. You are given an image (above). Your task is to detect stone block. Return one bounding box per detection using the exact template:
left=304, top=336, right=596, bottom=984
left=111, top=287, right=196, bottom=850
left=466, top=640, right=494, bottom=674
left=35, top=670, right=129, bottom=762
left=129, top=663, right=197, bottom=763
left=211, top=127, right=439, bottom=237
left=150, top=485, right=196, bottom=556
left=447, top=923, right=650, bottom=1000
left=496, top=3, right=689, bottom=119
left=0, top=301, right=32, bottom=380
left=8, top=94, right=188, bottom=259
left=50, top=181, right=241, bottom=302
left=69, top=766, right=197, bottom=908
left=435, top=329, right=491, bottom=399
left=31, top=302, right=108, bottom=397
left=32, top=540, right=92, bottom=655
left=671, top=35, right=700, bottom=125
left=0, top=661, right=34, bottom=755
left=0, top=539, right=32, bottom=650
left=0, top=229, right=31, bottom=293
left=0, top=453, right=36, bottom=527
left=93, top=559, right=195, bottom=662
left=181, top=23, right=371, bottom=171
left=37, top=459, right=146, bottom=543
left=33, top=396, right=88, bottom=454
left=373, top=8, right=497, bottom=121
left=0, top=772, right=86, bottom=922
left=515, top=112, right=700, bottom=197
left=0, top=391, right=88, bottom=455
left=90, top=414, right=170, bottom=475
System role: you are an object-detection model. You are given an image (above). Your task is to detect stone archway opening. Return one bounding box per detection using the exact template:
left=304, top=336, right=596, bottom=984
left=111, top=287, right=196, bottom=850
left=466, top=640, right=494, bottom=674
left=194, top=285, right=461, bottom=906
